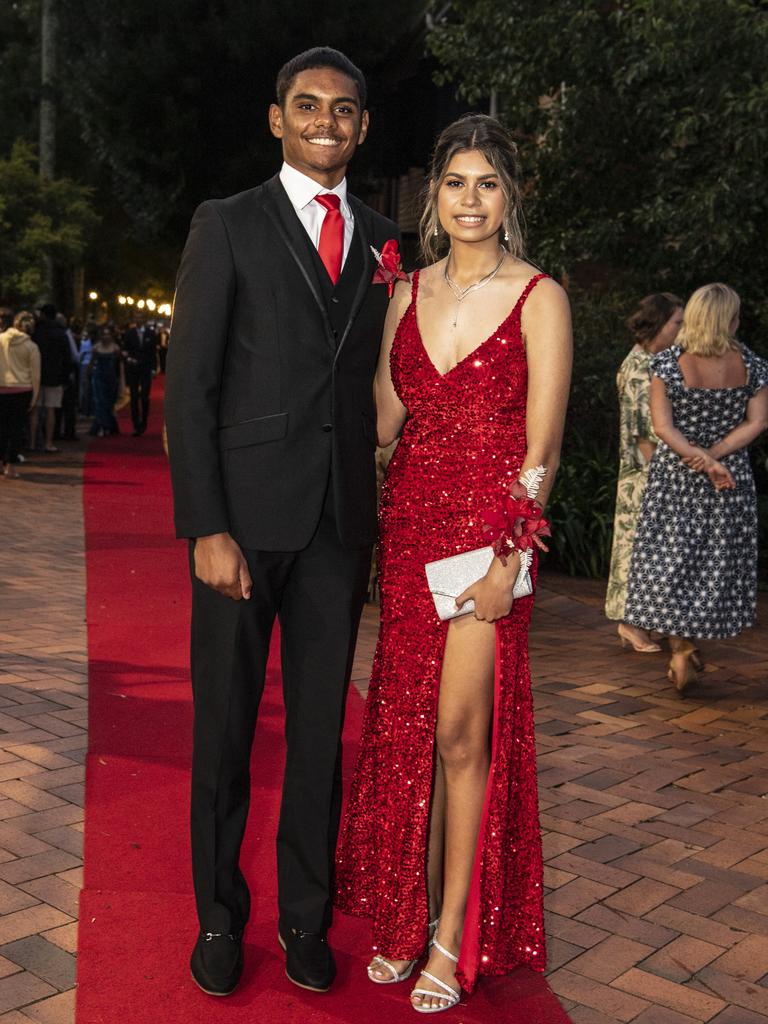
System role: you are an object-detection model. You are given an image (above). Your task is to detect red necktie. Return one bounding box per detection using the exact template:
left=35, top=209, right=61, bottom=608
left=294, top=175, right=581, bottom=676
left=315, top=193, right=344, bottom=285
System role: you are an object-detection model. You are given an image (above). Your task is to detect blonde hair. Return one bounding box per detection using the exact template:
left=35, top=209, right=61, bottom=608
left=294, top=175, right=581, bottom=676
left=678, top=283, right=741, bottom=357
left=419, top=114, right=525, bottom=265
left=13, top=311, right=35, bottom=335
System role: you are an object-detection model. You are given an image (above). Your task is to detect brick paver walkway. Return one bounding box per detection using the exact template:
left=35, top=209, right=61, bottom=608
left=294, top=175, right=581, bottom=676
left=0, top=444, right=86, bottom=1023
left=2, top=444, right=767, bottom=1022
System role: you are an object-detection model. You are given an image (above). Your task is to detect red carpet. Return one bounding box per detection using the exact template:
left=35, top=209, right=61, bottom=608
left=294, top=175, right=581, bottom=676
left=77, top=381, right=571, bottom=1023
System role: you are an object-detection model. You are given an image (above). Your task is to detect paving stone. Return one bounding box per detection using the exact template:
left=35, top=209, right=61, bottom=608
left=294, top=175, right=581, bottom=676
left=0, top=973, right=56, bottom=1015
left=548, top=967, right=651, bottom=1021
left=0, top=786, right=63, bottom=814
left=713, top=904, right=768, bottom=938
left=11, top=989, right=75, bottom=1023
left=642, top=935, right=725, bottom=983
left=577, top=904, right=679, bottom=948
left=17, top=879, right=78, bottom=920
left=707, top=933, right=768, bottom=982
left=695, top=966, right=768, bottom=1016
left=567, top=1008, right=620, bottom=1024
left=0, top=908, right=72, bottom=947
left=566, top=935, right=655, bottom=983
left=0, top=938, right=75, bottom=991
left=611, top=967, right=726, bottom=1019
left=30, top=832, right=81, bottom=861
left=709, top=1008, right=768, bottom=1024
left=544, top=877, right=617, bottom=917
left=667, top=880, right=748, bottom=917
left=631, top=1009, right=701, bottom=1024
left=604, top=878, right=680, bottom=916
left=0, top=852, right=80, bottom=888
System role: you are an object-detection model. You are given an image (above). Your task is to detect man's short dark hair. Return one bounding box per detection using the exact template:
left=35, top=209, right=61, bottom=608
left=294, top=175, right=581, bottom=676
left=276, top=47, right=367, bottom=110
left=40, top=303, right=57, bottom=320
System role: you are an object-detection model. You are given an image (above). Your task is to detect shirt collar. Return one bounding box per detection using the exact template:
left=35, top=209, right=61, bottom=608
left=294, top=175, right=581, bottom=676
left=279, top=161, right=349, bottom=214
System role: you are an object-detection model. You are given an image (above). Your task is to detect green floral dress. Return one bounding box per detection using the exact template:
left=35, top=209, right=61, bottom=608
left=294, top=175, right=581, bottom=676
left=605, top=346, right=658, bottom=621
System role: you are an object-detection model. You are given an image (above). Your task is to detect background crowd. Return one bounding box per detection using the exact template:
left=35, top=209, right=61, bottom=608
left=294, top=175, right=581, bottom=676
left=0, top=305, right=169, bottom=476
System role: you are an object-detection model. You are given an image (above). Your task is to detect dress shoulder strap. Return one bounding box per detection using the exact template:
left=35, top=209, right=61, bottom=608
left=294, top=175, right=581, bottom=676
left=518, top=272, right=550, bottom=310
left=411, top=269, right=421, bottom=303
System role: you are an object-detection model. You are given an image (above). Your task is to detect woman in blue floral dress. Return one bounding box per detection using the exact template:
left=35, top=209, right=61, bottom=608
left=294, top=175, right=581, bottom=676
left=624, top=283, right=768, bottom=691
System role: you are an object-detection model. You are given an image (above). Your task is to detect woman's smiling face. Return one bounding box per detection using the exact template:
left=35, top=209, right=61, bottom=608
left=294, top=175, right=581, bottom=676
left=437, top=149, right=506, bottom=244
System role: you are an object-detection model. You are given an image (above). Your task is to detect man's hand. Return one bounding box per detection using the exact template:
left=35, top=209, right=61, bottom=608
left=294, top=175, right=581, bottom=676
left=193, top=532, right=253, bottom=600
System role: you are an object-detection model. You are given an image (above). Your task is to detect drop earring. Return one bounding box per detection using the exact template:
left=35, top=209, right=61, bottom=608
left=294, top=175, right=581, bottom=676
left=504, top=229, right=510, bottom=243
left=434, top=224, right=439, bottom=237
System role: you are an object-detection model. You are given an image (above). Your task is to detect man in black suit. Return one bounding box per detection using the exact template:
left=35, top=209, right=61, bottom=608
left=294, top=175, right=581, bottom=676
left=165, top=48, right=399, bottom=997
left=122, top=318, right=157, bottom=435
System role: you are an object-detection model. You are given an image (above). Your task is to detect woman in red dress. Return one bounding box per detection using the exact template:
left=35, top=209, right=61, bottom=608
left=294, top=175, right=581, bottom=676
left=335, top=115, right=572, bottom=1013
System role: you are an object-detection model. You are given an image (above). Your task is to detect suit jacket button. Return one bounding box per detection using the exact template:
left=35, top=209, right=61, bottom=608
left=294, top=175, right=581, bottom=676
left=331, top=297, right=340, bottom=304
left=321, top=423, right=332, bottom=432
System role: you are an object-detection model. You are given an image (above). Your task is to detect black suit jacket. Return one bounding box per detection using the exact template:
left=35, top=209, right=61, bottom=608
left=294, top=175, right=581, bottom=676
left=122, top=326, right=158, bottom=371
left=33, top=320, right=71, bottom=387
left=165, top=175, right=399, bottom=551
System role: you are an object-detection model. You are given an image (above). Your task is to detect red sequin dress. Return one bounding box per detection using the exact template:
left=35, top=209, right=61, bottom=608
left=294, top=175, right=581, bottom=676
left=335, top=271, right=548, bottom=992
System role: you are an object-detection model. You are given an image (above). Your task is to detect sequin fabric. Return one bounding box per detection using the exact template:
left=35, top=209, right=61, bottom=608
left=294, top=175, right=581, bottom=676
left=334, top=271, right=548, bottom=992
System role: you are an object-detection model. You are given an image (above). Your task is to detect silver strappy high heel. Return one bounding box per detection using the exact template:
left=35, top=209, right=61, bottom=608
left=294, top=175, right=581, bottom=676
left=410, top=936, right=461, bottom=1014
left=367, top=918, right=439, bottom=985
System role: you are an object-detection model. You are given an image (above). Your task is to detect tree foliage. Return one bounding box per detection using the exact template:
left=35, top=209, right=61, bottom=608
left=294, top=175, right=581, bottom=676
left=56, top=1, right=425, bottom=239
left=429, top=0, right=768, bottom=330
left=0, top=140, right=97, bottom=303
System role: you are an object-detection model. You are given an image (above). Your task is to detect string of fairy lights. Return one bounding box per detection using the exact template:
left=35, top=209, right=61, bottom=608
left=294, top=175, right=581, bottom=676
left=86, top=291, right=173, bottom=318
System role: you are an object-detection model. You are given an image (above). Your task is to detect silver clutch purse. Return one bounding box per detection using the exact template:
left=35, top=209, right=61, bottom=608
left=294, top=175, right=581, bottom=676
left=425, top=546, right=534, bottom=621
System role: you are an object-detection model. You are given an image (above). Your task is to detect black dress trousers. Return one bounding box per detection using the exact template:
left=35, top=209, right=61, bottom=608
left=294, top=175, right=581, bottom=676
left=189, top=482, right=371, bottom=935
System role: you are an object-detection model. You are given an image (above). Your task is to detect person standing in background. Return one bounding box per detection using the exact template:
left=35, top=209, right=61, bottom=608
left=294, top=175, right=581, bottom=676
left=53, top=313, right=80, bottom=442
left=605, top=293, right=683, bottom=651
left=122, top=318, right=157, bottom=435
left=30, top=304, right=71, bottom=453
left=624, top=283, right=768, bottom=691
left=88, top=327, right=123, bottom=437
left=157, top=326, right=170, bottom=374
left=0, top=311, right=40, bottom=478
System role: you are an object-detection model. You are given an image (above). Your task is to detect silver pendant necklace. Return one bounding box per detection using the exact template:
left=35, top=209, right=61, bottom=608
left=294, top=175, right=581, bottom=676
left=444, top=247, right=506, bottom=328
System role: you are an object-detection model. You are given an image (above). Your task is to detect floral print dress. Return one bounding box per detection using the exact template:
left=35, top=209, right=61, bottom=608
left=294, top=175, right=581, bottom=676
left=624, top=344, right=768, bottom=639
left=605, top=346, right=658, bottom=621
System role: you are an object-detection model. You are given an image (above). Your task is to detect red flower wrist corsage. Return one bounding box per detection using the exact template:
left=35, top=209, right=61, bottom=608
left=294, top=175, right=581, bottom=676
left=371, top=239, right=409, bottom=297
left=483, top=479, right=551, bottom=566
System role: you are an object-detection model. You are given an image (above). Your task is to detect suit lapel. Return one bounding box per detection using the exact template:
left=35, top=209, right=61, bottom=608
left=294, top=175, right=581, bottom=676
left=262, top=178, right=378, bottom=358
left=262, top=176, right=335, bottom=348
left=334, top=196, right=375, bottom=363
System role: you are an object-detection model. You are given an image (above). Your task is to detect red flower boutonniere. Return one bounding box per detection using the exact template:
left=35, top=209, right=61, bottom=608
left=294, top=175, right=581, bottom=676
left=371, top=239, right=408, bottom=297
left=483, top=479, right=551, bottom=565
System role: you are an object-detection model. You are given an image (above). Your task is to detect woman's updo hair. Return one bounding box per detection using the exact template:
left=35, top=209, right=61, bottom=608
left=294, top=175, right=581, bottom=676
left=627, top=293, right=683, bottom=345
left=419, top=114, right=525, bottom=265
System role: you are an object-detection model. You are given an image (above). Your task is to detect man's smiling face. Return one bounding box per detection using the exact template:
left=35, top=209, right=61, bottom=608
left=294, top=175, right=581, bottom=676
left=269, top=66, right=369, bottom=189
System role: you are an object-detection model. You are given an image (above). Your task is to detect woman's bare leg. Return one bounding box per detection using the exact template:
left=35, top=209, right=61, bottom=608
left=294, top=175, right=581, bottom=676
left=412, top=614, right=494, bottom=1010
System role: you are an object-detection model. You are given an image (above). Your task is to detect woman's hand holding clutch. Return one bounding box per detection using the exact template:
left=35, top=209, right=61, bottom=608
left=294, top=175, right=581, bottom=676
left=455, top=551, right=522, bottom=623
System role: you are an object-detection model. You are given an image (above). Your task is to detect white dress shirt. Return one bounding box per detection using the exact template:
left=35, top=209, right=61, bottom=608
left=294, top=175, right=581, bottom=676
left=279, top=162, right=355, bottom=270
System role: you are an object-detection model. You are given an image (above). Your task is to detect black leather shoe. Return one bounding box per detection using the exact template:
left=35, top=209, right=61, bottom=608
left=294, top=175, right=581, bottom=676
left=278, top=924, right=336, bottom=992
left=190, top=930, right=243, bottom=996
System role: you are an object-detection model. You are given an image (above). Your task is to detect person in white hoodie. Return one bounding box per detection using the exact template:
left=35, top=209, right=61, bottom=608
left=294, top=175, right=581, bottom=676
left=0, top=311, right=41, bottom=478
